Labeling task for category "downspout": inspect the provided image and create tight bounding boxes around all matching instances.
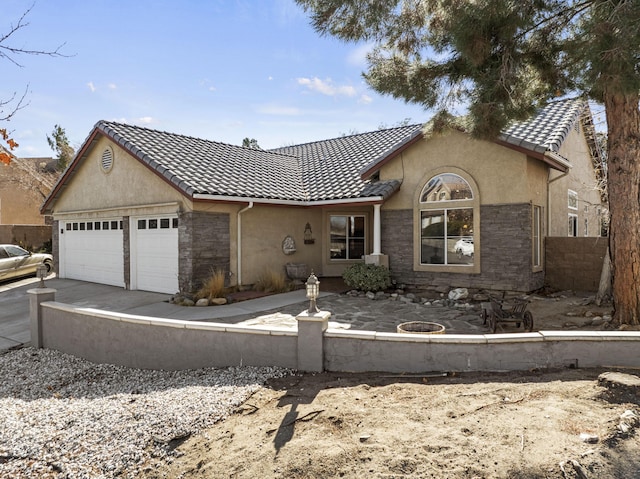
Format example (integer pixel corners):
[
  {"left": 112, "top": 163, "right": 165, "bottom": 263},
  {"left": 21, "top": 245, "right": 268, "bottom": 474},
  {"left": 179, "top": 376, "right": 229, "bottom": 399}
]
[
  {"left": 547, "top": 169, "right": 570, "bottom": 235},
  {"left": 237, "top": 201, "right": 253, "bottom": 285}
]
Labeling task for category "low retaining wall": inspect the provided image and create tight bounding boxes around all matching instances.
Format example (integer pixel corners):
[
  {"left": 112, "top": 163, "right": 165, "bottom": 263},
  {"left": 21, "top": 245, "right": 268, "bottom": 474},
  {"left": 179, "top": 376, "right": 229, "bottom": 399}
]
[{"left": 29, "top": 289, "right": 640, "bottom": 373}]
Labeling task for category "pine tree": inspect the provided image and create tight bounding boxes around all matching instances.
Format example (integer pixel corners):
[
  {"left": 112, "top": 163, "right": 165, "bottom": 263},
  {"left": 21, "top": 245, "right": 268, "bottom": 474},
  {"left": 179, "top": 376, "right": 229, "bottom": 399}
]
[{"left": 297, "top": 0, "right": 640, "bottom": 325}]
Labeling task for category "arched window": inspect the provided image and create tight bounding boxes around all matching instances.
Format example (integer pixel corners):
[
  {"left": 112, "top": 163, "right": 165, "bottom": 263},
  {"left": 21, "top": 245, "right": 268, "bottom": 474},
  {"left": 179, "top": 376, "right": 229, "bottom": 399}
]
[{"left": 419, "top": 173, "right": 475, "bottom": 266}]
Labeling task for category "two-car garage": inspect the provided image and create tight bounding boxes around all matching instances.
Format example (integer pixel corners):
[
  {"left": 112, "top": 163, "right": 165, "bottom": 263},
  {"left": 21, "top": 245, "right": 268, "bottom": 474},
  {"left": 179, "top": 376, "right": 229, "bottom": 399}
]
[{"left": 58, "top": 215, "right": 179, "bottom": 294}]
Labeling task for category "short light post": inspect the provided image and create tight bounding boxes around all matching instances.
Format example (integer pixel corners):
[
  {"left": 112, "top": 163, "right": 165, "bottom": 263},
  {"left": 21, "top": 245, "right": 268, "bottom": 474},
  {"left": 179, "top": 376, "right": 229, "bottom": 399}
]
[
  {"left": 36, "top": 264, "right": 48, "bottom": 288},
  {"left": 305, "top": 272, "right": 320, "bottom": 314}
]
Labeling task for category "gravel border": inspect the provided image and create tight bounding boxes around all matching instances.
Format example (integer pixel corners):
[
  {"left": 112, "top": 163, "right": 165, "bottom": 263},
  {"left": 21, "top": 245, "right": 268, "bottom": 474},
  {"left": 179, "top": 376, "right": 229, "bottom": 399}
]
[{"left": 0, "top": 347, "right": 290, "bottom": 478}]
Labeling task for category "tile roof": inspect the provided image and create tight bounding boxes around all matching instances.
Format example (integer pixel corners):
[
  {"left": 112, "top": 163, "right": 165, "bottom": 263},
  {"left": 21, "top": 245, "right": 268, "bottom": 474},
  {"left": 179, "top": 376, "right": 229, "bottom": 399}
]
[
  {"left": 271, "top": 124, "right": 422, "bottom": 201},
  {"left": 46, "top": 98, "right": 587, "bottom": 209},
  {"left": 96, "top": 121, "right": 306, "bottom": 200},
  {"left": 92, "top": 121, "right": 422, "bottom": 203},
  {"left": 499, "top": 98, "right": 586, "bottom": 155}
]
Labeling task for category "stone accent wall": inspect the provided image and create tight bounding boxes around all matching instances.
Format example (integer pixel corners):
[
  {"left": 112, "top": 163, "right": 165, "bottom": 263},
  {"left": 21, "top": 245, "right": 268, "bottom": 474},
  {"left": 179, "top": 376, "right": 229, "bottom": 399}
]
[
  {"left": 178, "top": 211, "right": 230, "bottom": 293},
  {"left": 381, "top": 204, "right": 543, "bottom": 292},
  {"left": 545, "top": 237, "right": 607, "bottom": 292}
]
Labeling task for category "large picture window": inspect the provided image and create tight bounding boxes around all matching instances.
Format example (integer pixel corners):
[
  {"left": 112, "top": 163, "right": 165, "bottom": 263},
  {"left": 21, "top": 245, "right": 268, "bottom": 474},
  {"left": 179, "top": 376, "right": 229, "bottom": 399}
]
[
  {"left": 329, "top": 215, "right": 365, "bottom": 260},
  {"left": 419, "top": 173, "right": 475, "bottom": 266}
]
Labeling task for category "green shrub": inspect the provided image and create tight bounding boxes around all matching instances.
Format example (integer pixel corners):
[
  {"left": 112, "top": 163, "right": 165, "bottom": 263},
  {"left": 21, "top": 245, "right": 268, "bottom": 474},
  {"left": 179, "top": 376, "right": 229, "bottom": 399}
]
[{"left": 342, "top": 263, "right": 392, "bottom": 292}]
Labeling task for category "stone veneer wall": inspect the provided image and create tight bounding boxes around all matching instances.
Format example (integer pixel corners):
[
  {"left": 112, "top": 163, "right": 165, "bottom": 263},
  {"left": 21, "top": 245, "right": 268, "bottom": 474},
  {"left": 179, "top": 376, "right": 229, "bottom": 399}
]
[
  {"left": 381, "top": 203, "right": 543, "bottom": 292},
  {"left": 178, "top": 211, "right": 230, "bottom": 293}
]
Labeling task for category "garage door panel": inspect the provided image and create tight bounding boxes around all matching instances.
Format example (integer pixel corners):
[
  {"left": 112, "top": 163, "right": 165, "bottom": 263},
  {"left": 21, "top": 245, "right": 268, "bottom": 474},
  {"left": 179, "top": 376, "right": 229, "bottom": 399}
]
[
  {"left": 61, "top": 220, "right": 124, "bottom": 287},
  {"left": 133, "top": 217, "right": 179, "bottom": 294}
]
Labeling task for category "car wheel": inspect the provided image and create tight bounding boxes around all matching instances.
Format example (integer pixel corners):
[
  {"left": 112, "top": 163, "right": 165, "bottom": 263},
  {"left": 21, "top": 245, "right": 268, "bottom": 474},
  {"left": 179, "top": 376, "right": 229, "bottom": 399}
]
[{"left": 43, "top": 261, "right": 53, "bottom": 274}]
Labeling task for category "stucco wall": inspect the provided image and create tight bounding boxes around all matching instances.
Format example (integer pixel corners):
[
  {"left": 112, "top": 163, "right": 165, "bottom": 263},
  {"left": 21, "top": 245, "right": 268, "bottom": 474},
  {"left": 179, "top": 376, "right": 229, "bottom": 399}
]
[
  {"left": 30, "top": 293, "right": 640, "bottom": 373},
  {"left": 548, "top": 125, "right": 604, "bottom": 237},
  {"left": 380, "top": 130, "right": 540, "bottom": 210},
  {"left": 52, "top": 136, "right": 187, "bottom": 214}
]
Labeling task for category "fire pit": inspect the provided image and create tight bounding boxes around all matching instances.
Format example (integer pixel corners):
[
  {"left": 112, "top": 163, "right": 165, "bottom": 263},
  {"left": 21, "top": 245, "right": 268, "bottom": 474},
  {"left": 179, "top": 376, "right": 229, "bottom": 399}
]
[{"left": 397, "top": 321, "right": 445, "bottom": 334}]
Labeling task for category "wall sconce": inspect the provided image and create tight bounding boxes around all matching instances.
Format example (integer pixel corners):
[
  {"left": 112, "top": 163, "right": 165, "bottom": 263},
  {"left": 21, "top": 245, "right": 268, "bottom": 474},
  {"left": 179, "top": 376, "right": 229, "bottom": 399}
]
[
  {"left": 305, "top": 271, "right": 320, "bottom": 314},
  {"left": 304, "top": 222, "right": 315, "bottom": 244}
]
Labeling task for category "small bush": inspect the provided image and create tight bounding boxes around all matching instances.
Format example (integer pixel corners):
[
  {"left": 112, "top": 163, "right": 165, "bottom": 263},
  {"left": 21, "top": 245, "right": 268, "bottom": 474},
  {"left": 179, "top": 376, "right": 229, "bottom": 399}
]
[
  {"left": 195, "top": 269, "right": 227, "bottom": 301},
  {"left": 254, "top": 269, "right": 291, "bottom": 293},
  {"left": 342, "top": 263, "right": 392, "bottom": 292}
]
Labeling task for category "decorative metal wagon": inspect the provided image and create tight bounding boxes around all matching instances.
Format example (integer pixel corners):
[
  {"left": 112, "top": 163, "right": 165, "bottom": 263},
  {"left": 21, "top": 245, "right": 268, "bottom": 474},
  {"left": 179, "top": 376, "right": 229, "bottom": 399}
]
[{"left": 481, "top": 293, "right": 534, "bottom": 333}]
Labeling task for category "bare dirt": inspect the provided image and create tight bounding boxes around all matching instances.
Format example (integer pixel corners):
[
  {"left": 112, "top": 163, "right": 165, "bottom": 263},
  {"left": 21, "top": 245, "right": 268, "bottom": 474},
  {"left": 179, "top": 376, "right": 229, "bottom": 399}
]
[{"left": 139, "top": 294, "right": 640, "bottom": 479}]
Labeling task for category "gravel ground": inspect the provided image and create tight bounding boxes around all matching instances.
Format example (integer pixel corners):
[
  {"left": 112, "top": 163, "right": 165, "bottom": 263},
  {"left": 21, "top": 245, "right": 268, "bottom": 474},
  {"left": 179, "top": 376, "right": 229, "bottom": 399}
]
[{"left": 0, "top": 347, "right": 290, "bottom": 478}]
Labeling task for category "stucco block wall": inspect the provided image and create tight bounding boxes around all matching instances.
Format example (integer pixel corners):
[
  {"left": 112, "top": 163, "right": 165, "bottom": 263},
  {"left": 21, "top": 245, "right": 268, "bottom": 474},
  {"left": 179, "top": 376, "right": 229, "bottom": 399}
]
[
  {"left": 0, "top": 224, "right": 52, "bottom": 251},
  {"left": 381, "top": 204, "right": 543, "bottom": 292},
  {"left": 179, "top": 211, "right": 230, "bottom": 293},
  {"left": 545, "top": 237, "right": 607, "bottom": 292}
]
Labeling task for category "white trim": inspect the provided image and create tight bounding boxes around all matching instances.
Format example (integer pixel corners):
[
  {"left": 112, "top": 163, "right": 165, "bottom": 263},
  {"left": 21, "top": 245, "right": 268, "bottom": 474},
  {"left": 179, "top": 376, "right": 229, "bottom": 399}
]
[{"left": 53, "top": 202, "right": 180, "bottom": 218}]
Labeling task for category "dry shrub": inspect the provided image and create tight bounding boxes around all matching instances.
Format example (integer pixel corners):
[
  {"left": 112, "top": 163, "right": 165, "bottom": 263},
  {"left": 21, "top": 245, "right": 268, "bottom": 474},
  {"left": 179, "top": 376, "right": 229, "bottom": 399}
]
[
  {"left": 254, "top": 268, "right": 291, "bottom": 293},
  {"left": 195, "top": 269, "right": 227, "bottom": 301}
]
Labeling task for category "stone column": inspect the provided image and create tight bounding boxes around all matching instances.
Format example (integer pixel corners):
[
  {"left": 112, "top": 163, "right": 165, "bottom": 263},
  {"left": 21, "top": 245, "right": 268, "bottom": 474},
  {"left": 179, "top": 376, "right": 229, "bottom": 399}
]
[
  {"left": 296, "top": 310, "right": 330, "bottom": 372},
  {"left": 28, "top": 288, "right": 56, "bottom": 348}
]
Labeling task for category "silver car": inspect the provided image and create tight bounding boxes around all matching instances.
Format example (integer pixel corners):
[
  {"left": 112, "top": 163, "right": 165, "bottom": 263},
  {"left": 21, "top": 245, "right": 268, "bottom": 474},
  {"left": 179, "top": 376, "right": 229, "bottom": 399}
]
[{"left": 0, "top": 244, "right": 53, "bottom": 281}]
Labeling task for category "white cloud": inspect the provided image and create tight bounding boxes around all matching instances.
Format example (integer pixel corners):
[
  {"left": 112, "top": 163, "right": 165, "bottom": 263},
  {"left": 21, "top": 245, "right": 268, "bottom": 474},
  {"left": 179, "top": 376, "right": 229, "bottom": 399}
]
[
  {"left": 137, "top": 117, "right": 155, "bottom": 125},
  {"left": 87, "top": 82, "right": 96, "bottom": 92},
  {"left": 296, "top": 77, "right": 357, "bottom": 97},
  {"left": 359, "top": 94, "right": 373, "bottom": 105},
  {"left": 108, "top": 83, "right": 117, "bottom": 90}
]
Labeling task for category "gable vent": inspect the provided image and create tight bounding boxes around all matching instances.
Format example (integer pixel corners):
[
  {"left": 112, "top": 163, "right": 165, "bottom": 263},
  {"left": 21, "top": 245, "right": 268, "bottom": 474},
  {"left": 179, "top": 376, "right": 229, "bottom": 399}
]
[{"left": 101, "top": 147, "right": 114, "bottom": 173}]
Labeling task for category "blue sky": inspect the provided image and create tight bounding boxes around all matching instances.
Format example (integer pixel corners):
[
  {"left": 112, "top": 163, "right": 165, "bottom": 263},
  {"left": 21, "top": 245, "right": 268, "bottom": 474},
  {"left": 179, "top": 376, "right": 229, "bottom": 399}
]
[{"left": 2, "top": 0, "right": 429, "bottom": 158}]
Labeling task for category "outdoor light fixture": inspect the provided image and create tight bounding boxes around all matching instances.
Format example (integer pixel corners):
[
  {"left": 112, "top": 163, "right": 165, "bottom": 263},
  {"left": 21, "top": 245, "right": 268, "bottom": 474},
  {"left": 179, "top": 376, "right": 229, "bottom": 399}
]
[
  {"left": 305, "top": 271, "right": 320, "bottom": 314},
  {"left": 304, "top": 222, "right": 315, "bottom": 244},
  {"left": 36, "top": 264, "right": 47, "bottom": 288}
]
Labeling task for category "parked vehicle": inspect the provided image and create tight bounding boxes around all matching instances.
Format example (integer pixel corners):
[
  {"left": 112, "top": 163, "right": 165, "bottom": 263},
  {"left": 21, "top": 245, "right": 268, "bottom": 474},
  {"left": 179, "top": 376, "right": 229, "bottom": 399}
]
[
  {"left": 454, "top": 237, "right": 474, "bottom": 258},
  {"left": 0, "top": 245, "right": 53, "bottom": 281}
]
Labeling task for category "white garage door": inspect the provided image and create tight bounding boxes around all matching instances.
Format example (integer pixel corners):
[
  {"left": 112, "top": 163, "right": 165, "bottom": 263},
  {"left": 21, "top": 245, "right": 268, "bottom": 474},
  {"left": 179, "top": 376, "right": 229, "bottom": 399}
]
[
  {"left": 60, "top": 219, "right": 125, "bottom": 287},
  {"left": 131, "top": 216, "right": 179, "bottom": 294}
]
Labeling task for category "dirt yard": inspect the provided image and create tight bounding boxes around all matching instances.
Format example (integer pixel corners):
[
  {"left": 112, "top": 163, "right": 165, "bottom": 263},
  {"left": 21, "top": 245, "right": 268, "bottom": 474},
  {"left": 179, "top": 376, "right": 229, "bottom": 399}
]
[
  {"left": 140, "top": 368, "right": 640, "bottom": 479},
  {"left": 139, "top": 294, "right": 640, "bottom": 479}
]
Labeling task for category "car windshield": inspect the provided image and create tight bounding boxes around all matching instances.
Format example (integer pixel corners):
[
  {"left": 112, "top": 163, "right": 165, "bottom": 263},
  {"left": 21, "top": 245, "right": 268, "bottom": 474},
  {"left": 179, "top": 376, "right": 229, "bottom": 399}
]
[{"left": 5, "top": 246, "right": 29, "bottom": 257}]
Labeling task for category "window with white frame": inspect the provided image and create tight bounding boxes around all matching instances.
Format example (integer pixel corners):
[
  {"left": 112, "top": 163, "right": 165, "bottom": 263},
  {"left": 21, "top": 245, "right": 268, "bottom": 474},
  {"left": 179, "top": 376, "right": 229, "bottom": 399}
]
[
  {"left": 568, "top": 214, "right": 578, "bottom": 237},
  {"left": 419, "top": 173, "right": 474, "bottom": 265},
  {"left": 533, "top": 205, "right": 542, "bottom": 268},
  {"left": 568, "top": 190, "right": 578, "bottom": 210},
  {"left": 329, "top": 215, "right": 365, "bottom": 260}
]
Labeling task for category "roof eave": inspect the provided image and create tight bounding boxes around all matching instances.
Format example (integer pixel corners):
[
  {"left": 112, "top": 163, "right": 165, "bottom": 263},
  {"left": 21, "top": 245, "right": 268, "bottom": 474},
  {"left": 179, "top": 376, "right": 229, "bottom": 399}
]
[
  {"left": 494, "top": 138, "right": 571, "bottom": 172},
  {"left": 192, "top": 193, "right": 388, "bottom": 207},
  {"left": 359, "top": 128, "right": 424, "bottom": 180}
]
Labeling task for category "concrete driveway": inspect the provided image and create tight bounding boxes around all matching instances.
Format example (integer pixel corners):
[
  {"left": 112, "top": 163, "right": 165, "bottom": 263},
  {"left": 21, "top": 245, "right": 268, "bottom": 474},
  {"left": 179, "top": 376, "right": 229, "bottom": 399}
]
[{"left": 0, "top": 276, "right": 324, "bottom": 352}]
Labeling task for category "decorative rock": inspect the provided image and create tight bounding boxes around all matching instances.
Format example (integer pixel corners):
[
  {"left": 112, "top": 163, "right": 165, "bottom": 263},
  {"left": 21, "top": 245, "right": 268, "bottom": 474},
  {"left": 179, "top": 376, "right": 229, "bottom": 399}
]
[
  {"left": 579, "top": 433, "right": 599, "bottom": 443},
  {"left": 182, "top": 298, "right": 195, "bottom": 307},
  {"left": 448, "top": 288, "right": 469, "bottom": 300},
  {"left": 365, "top": 291, "right": 376, "bottom": 300},
  {"left": 210, "top": 298, "right": 228, "bottom": 306},
  {"left": 195, "top": 298, "right": 209, "bottom": 307}
]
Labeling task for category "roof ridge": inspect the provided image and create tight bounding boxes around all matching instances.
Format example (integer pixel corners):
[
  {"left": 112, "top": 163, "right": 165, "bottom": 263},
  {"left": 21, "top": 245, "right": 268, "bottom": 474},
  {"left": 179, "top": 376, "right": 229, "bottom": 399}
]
[
  {"left": 97, "top": 120, "right": 300, "bottom": 159},
  {"left": 270, "top": 123, "right": 424, "bottom": 151}
]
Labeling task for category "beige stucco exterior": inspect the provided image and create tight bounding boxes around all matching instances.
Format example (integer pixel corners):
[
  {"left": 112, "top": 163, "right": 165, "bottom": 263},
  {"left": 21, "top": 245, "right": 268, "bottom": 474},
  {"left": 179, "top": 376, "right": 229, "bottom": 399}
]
[
  {"left": 548, "top": 123, "right": 604, "bottom": 237},
  {"left": 46, "top": 118, "right": 604, "bottom": 294}
]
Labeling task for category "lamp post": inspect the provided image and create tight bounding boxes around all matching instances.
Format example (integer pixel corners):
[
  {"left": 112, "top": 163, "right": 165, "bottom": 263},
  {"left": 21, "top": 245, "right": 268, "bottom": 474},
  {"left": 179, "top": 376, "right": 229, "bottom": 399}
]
[
  {"left": 305, "top": 271, "right": 320, "bottom": 314},
  {"left": 36, "top": 264, "right": 48, "bottom": 288}
]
